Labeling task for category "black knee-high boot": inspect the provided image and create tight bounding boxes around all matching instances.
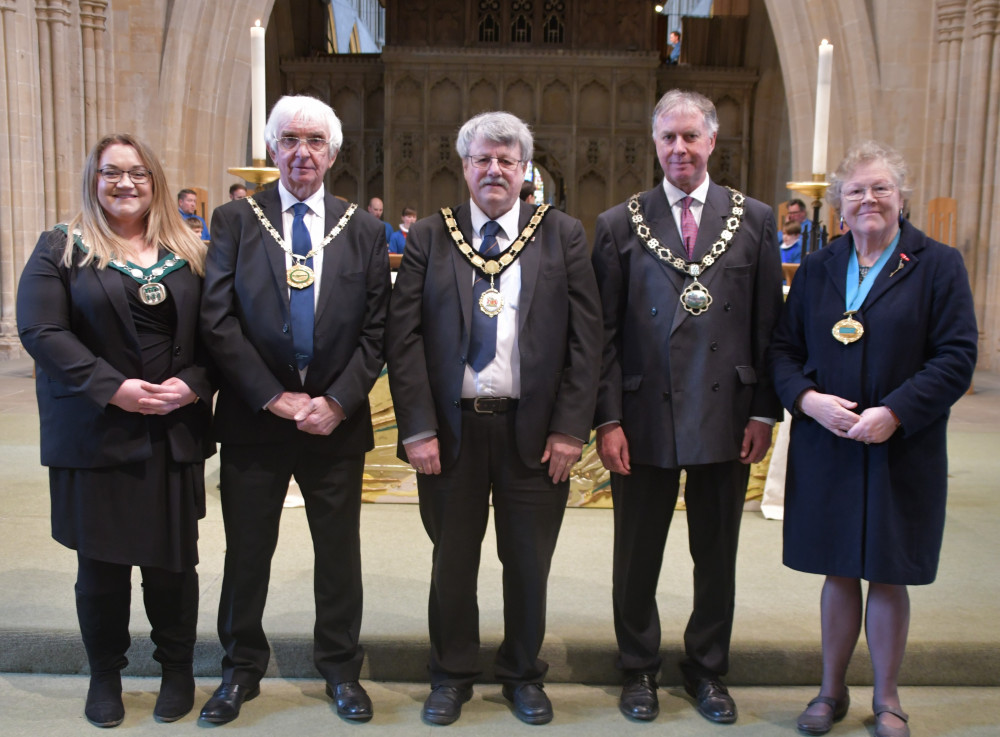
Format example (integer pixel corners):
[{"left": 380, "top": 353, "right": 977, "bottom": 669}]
[
  {"left": 76, "top": 587, "right": 131, "bottom": 728},
  {"left": 143, "top": 571, "right": 198, "bottom": 722}
]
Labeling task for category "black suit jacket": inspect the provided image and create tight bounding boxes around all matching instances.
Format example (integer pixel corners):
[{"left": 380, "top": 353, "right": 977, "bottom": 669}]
[
  {"left": 17, "top": 229, "right": 214, "bottom": 468},
  {"left": 385, "top": 200, "right": 602, "bottom": 471},
  {"left": 592, "top": 181, "right": 784, "bottom": 468},
  {"left": 201, "top": 188, "right": 390, "bottom": 453}
]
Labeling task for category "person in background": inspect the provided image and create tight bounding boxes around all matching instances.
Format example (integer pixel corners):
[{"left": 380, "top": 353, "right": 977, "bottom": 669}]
[
  {"left": 770, "top": 141, "right": 977, "bottom": 737},
  {"left": 388, "top": 207, "right": 417, "bottom": 253},
  {"left": 17, "top": 133, "right": 213, "bottom": 728},
  {"left": 781, "top": 220, "right": 802, "bottom": 264},
  {"left": 367, "top": 196, "right": 394, "bottom": 243},
  {"left": 519, "top": 180, "right": 536, "bottom": 204},
  {"left": 667, "top": 31, "right": 682, "bottom": 64},
  {"left": 229, "top": 183, "right": 248, "bottom": 200},
  {"left": 177, "top": 188, "right": 209, "bottom": 239}
]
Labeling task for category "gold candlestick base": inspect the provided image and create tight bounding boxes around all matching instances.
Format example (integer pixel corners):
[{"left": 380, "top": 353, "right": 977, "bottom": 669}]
[
  {"left": 786, "top": 173, "right": 830, "bottom": 204},
  {"left": 227, "top": 158, "right": 280, "bottom": 186}
]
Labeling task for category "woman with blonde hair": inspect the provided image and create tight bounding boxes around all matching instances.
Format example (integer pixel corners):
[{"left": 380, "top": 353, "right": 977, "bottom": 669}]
[{"left": 17, "top": 133, "right": 214, "bottom": 727}]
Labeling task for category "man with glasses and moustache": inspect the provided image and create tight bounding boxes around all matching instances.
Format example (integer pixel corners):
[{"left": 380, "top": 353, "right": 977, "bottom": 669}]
[
  {"left": 386, "top": 111, "right": 601, "bottom": 726},
  {"left": 200, "top": 95, "right": 390, "bottom": 725}
]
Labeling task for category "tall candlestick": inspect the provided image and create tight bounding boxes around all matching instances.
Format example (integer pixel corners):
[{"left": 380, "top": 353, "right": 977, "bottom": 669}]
[
  {"left": 812, "top": 39, "right": 833, "bottom": 176},
  {"left": 250, "top": 20, "right": 266, "bottom": 163}
]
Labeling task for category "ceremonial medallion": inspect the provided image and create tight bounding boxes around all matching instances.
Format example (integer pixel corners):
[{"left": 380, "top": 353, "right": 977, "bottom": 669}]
[
  {"left": 287, "top": 263, "right": 316, "bottom": 289},
  {"left": 479, "top": 286, "right": 503, "bottom": 317},
  {"left": 832, "top": 311, "right": 864, "bottom": 345},
  {"left": 139, "top": 282, "right": 167, "bottom": 305},
  {"left": 680, "top": 280, "right": 712, "bottom": 315}
]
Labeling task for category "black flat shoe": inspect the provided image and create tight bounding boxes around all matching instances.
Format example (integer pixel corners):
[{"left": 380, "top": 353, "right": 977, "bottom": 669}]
[
  {"left": 153, "top": 666, "right": 195, "bottom": 723},
  {"left": 796, "top": 689, "right": 850, "bottom": 735},
  {"left": 502, "top": 683, "right": 553, "bottom": 725},
  {"left": 199, "top": 682, "right": 260, "bottom": 724},
  {"left": 326, "top": 680, "right": 373, "bottom": 722},
  {"left": 684, "top": 676, "right": 737, "bottom": 724},
  {"left": 421, "top": 685, "right": 473, "bottom": 725},
  {"left": 85, "top": 672, "right": 124, "bottom": 728},
  {"left": 619, "top": 673, "right": 659, "bottom": 721}
]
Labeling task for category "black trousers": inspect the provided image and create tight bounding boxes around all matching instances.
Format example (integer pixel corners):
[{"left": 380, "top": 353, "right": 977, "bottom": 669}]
[
  {"left": 216, "top": 442, "right": 365, "bottom": 686},
  {"left": 611, "top": 461, "right": 749, "bottom": 681},
  {"left": 417, "top": 409, "right": 569, "bottom": 688}
]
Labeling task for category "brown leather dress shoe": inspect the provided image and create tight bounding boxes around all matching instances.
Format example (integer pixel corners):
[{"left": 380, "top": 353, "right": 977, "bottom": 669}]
[
  {"left": 326, "top": 680, "right": 373, "bottom": 722},
  {"left": 619, "top": 673, "right": 659, "bottom": 721},
  {"left": 796, "top": 689, "right": 850, "bottom": 735}
]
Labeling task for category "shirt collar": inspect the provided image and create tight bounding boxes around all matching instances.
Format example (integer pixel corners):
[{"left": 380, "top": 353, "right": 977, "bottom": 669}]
[
  {"left": 278, "top": 181, "right": 326, "bottom": 216},
  {"left": 469, "top": 199, "right": 521, "bottom": 241},
  {"left": 662, "top": 176, "right": 710, "bottom": 208}
]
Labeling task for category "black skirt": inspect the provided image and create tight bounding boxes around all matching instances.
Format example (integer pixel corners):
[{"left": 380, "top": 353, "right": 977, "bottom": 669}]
[{"left": 49, "top": 270, "right": 205, "bottom": 572}]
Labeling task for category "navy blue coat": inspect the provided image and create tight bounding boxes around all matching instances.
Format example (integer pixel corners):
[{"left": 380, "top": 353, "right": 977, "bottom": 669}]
[{"left": 770, "top": 222, "right": 977, "bottom": 584}]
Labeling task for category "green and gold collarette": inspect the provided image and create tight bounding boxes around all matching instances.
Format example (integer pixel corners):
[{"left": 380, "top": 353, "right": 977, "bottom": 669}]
[
  {"left": 55, "top": 223, "right": 186, "bottom": 306},
  {"left": 246, "top": 196, "right": 357, "bottom": 288},
  {"left": 626, "top": 187, "right": 746, "bottom": 316},
  {"left": 440, "top": 203, "right": 550, "bottom": 276}
]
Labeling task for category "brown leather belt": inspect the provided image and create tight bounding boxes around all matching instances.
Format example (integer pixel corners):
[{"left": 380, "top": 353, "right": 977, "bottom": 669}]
[{"left": 460, "top": 397, "right": 519, "bottom": 414}]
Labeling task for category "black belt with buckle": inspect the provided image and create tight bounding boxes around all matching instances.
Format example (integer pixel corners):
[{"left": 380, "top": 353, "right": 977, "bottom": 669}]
[{"left": 460, "top": 397, "right": 519, "bottom": 414}]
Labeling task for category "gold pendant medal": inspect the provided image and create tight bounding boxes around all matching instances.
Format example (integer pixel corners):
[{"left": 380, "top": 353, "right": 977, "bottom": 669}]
[
  {"left": 139, "top": 282, "right": 167, "bottom": 305},
  {"left": 679, "top": 264, "right": 712, "bottom": 315},
  {"left": 287, "top": 263, "right": 315, "bottom": 289},
  {"left": 479, "top": 275, "right": 503, "bottom": 317},
  {"left": 832, "top": 311, "right": 864, "bottom": 344}
]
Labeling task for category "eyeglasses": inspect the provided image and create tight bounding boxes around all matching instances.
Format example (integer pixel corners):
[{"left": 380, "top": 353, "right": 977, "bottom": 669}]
[
  {"left": 842, "top": 183, "right": 895, "bottom": 201},
  {"left": 276, "top": 136, "right": 331, "bottom": 153},
  {"left": 465, "top": 155, "right": 524, "bottom": 172},
  {"left": 99, "top": 167, "right": 151, "bottom": 184}
]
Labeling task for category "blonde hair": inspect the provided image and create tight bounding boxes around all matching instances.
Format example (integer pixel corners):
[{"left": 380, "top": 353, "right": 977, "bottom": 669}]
[{"left": 63, "top": 133, "right": 207, "bottom": 275}]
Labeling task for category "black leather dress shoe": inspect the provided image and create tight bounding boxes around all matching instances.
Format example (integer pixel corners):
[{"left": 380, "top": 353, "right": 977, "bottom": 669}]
[
  {"left": 325, "top": 681, "right": 373, "bottom": 722},
  {"left": 421, "top": 685, "right": 473, "bottom": 725},
  {"left": 502, "top": 683, "right": 553, "bottom": 725},
  {"left": 619, "top": 673, "right": 659, "bottom": 721},
  {"left": 199, "top": 682, "right": 260, "bottom": 724},
  {"left": 685, "top": 677, "right": 737, "bottom": 724}
]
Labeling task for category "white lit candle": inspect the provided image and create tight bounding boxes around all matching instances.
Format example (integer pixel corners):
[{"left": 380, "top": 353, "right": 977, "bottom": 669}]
[
  {"left": 812, "top": 39, "right": 833, "bottom": 176},
  {"left": 250, "top": 20, "right": 266, "bottom": 162}
]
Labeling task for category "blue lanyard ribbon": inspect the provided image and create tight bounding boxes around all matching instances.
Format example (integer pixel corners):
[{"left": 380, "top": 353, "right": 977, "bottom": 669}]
[{"left": 845, "top": 231, "right": 900, "bottom": 312}]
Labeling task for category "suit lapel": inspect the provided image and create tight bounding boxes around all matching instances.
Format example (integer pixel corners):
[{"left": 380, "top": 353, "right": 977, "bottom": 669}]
[
  {"left": 640, "top": 186, "right": 687, "bottom": 291},
  {"left": 95, "top": 263, "right": 142, "bottom": 359},
  {"left": 856, "top": 223, "right": 923, "bottom": 312},
  {"left": 823, "top": 237, "right": 851, "bottom": 306},
  {"left": 515, "top": 202, "right": 539, "bottom": 331},
  {"left": 314, "top": 195, "right": 348, "bottom": 325},
  {"left": 451, "top": 204, "right": 475, "bottom": 339},
  {"left": 258, "top": 189, "right": 290, "bottom": 298}
]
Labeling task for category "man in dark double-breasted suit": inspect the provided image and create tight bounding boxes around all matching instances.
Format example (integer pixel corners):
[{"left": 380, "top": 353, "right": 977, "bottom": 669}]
[
  {"left": 592, "top": 90, "right": 784, "bottom": 725},
  {"left": 199, "top": 95, "right": 390, "bottom": 725},
  {"left": 386, "top": 112, "right": 601, "bottom": 726}
]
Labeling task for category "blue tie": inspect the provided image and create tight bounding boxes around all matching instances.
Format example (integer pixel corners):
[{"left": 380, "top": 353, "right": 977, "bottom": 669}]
[
  {"left": 290, "top": 202, "right": 314, "bottom": 370},
  {"left": 468, "top": 220, "right": 502, "bottom": 372}
]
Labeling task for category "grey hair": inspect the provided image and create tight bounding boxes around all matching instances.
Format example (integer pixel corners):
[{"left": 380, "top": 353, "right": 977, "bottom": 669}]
[
  {"left": 826, "top": 140, "right": 912, "bottom": 211},
  {"left": 651, "top": 89, "right": 719, "bottom": 139},
  {"left": 264, "top": 95, "right": 343, "bottom": 157},
  {"left": 455, "top": 112, "right": 533, "bottom": 163}
]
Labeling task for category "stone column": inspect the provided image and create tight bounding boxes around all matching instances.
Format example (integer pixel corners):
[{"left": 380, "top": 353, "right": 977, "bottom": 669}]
[
  {"left": 35, "top": 0, "right": 76, "bottom": 224},
  {"left": 80, "top": 0, "right": 110, "bottom": 144},
  {"left": 931, "top": 0, "right": 967, "bottom": 196}
]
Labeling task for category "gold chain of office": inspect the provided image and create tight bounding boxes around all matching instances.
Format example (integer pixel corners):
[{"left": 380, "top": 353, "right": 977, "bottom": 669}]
[
  {"left": 440, "top": 204, "right": 550, "bottom": 277},
  {"left": 626, "top": 188, "right": 746, "bottom": 315}
]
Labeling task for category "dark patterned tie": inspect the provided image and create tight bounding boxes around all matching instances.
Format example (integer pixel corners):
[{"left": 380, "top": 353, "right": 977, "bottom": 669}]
[
  {"left": 290, "top": 202, "right": 314, "bottom": 370},
  {"left": 680, "top": 196, "right": 698, "bottom": 259},
  {"left": 468, "top": 220, "right": 502, "bottom": 372}
]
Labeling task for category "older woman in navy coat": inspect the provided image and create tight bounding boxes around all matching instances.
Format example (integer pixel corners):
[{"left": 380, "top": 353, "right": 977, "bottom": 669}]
[{"left": 770, "top": 141, "right": 976, "bottom": 737}]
